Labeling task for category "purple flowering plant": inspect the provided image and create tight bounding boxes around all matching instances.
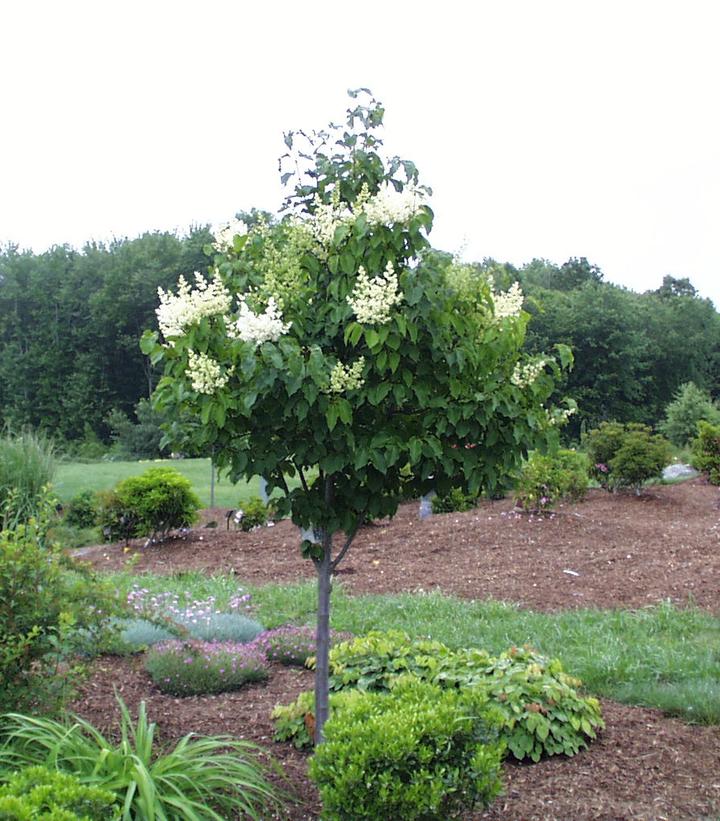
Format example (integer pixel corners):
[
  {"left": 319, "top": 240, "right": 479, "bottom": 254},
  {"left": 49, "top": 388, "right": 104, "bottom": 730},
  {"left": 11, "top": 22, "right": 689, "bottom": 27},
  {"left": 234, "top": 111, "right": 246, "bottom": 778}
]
[{"left": 145, "top": 639, "right": 269, "bottom": 696}]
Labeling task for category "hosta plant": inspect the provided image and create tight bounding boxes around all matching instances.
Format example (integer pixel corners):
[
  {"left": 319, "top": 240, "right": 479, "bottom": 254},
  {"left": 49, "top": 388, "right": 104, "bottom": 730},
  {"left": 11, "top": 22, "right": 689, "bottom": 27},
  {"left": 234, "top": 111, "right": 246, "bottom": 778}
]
[
  {"left": 291, "top": 630, "right": 604, "bottom": 761},
  {"left": 0, "top": 695, "right": 282, "bottom": 820}
]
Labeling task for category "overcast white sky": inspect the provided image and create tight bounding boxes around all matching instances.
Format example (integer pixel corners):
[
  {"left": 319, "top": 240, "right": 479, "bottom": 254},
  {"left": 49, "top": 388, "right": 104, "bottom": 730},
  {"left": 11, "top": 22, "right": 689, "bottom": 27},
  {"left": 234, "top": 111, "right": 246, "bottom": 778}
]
[{"left": 1, "top": 0, "right": 718, "bottom": 306}]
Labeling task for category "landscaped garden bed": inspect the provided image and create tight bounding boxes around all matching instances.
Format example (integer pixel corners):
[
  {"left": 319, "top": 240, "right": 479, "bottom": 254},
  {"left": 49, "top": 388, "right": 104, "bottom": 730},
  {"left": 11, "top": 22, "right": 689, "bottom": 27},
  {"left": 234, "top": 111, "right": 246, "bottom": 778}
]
[{"left": 68, "top": 478, "right": 720, "bottom": 820}]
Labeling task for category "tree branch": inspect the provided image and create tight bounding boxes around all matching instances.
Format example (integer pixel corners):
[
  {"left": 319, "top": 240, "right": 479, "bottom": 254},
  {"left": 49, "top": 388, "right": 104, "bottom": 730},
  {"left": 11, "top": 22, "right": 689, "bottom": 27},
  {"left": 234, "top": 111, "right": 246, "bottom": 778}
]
[
  {"left": 295, "top": 463, "right": 310, "bottom": 494},
  {"left": 331, "top": 508, "right": 367, "bottom": 571}
]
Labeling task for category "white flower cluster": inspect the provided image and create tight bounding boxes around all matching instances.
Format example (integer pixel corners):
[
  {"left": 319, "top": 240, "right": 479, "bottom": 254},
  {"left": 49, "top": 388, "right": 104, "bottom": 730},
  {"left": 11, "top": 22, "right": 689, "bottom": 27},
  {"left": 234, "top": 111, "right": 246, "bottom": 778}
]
[
  {"left": 327, "top": 357, "right": 365, "bottom": 394},
  {"left": 213, "top": 218, "right": 247, "bottom": 251},
  {"left": 186, "top": 350, "right": 230, "bottom": 395},
  {"left": 549, "top": 406, "right": 577, "bottom": 427},
  {"left": 347, "top": 262, "right": 403, "bottom": 325},
  {"left": 229, "top": 296, "right": 291, "bottom": 346},
  {"left": 493, "top": 281, "right": 524, "bottom": 321},
  {"left": 307, "top": 193, "right": 352, "bottom": 248},
  {"left": 156, "top": 273, "right": 232, "bottom": 341},
  {"left": 360, "top": 182, "right": 426, "bottom": 226},
  {"left": 511, "top": 359, "right": 547, "bottom": 388}
]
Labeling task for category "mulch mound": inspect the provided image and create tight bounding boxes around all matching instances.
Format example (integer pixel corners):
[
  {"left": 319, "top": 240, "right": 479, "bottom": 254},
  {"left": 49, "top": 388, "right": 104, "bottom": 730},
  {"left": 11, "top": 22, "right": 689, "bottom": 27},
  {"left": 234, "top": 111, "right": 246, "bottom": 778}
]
[{"left": 70, "top": 479, "right": 720, "bottom": 820}]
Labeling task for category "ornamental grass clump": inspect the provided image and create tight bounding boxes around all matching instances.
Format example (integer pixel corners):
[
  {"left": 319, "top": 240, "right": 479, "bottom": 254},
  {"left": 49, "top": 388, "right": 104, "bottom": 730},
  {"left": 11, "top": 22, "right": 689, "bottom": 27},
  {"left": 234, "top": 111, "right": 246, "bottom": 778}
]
[
  {"left": 145, "top": 639, "right": 269, "bottom": 696},
  {"left": 0, "top": 695, "right": 282, "bottom": 820}
]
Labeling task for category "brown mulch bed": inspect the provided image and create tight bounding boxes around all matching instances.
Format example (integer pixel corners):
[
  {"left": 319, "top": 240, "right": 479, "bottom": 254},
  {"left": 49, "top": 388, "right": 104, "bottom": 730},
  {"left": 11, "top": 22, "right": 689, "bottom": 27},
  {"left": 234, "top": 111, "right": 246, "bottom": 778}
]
[{"left": 70, "top": 479, "right": 720, "bottom": 820}]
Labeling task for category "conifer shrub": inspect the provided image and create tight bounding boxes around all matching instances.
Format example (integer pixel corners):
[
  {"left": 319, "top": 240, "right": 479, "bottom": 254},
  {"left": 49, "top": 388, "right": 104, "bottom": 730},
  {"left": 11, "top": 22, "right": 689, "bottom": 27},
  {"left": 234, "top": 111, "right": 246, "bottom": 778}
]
[
  {"left": 98, "top": 467, "right": 200, "bottom": 543},
  {"left": 691, "top": 420, "right": 720, "bottom": 484},
  {"left": 659, "top": 382, "right": 720, "bottom": 447},
  {"left": 307, "top": 678, "right": 505, "bottom": 820}
]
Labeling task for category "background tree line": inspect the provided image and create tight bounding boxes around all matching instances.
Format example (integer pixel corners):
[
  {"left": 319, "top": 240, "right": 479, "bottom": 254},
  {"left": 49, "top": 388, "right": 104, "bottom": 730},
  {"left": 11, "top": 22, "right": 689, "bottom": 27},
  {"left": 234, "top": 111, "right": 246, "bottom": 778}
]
[{"left": 1, "top": 232, "right": 718, "bottom": 450}]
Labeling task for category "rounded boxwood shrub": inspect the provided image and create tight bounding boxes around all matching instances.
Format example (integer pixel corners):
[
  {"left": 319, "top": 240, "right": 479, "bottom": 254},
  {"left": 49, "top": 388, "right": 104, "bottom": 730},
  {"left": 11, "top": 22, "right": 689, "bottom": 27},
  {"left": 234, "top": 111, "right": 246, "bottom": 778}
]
[
  {"left": 0, "top": 764, "right": 119, "bottom": 820},
  {"left": 308, "top": 677, "right": 505, "bottom": 820},
  {"left": 585, "top": 421, "right": 670, "bottom": 493},
  {"left": 145, "top": 639, "right": 269, "bottom": 696},
  {"left": 691, "top": 420, "right": 720, "bottom": 484}
]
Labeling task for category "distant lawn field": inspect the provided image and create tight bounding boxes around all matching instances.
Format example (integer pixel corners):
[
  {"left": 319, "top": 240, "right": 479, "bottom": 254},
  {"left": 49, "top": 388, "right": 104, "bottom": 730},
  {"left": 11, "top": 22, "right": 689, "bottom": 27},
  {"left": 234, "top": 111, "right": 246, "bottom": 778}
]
[{"left": 54, "top": 458, "right": 279, "bottom": 508}]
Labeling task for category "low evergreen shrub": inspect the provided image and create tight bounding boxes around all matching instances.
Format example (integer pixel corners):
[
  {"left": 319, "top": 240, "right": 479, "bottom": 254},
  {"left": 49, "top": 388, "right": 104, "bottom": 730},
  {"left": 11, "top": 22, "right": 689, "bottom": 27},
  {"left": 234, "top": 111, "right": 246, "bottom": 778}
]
[
  {"left": 145, "top": 639, "right": 269, "bottom": 696},
  {"left": 308, "top": 678, "right": 505, "bottom": 820},
  {"left": 691, "top": 420, "right": 720, "bottom": 484},
  {"left": 0, "top": 765, "right": 119, "bottom": 820},
  {"left": 515, "top": 449, "right": 589, "bottom": 512}
]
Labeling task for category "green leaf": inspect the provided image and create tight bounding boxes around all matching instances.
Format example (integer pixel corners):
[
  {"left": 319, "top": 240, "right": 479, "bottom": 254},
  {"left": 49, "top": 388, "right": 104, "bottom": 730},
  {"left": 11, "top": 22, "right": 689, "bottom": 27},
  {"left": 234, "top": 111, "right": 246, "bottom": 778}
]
[{"left": 326, "top": 403, "right": 340, "bottom": 431}]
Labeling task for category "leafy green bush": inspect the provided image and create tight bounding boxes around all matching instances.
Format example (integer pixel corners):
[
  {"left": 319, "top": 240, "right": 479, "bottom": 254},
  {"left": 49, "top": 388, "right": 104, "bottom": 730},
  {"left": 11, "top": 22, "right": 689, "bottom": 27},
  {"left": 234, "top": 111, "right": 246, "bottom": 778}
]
[
  {"left": 145, "top": 639, "right": 269, "bottom": 696},
  {"left": 430, "top": 488, "right": 478, "bottom": 514},
  {"left": 292, "top": 630, "right": 603, "bottom": 762},
  {"left": 99, "top": 468, "right": 200, "bottom": 543},
  {"left": 64, "top": 491, "right": 99, "bottom": 529},
  {"left": 0, "top": 765, "right": 119, "bottom": 820},
  {"left": 659, "top": 382, "right": 720, "bottom": 447},
  {"left": 272, "top": 690, "right": 317, "bottom": 749},
  {"left": 308, "top": 677, "right": 505, "bottom": 820},
  {"left": 585, "top": 421, "right": 670, "bottom": 493},
  {"left": 0, "top": 696, "right": 281, "bottom": 820},
  {"left": 0, "top": 429, "right": 56, "bottom": 529},
  {"left": 691, "top": 420, "right": 720, "bottom": 484},
  {"left": 0, "top": 502, "right": 122, "bottom": 712},
  {"left": 515, "top": 449, "right": 589, "bottom": 512},
  {"left": 237, "top": 497, "right": 268, "bottom": 531}
]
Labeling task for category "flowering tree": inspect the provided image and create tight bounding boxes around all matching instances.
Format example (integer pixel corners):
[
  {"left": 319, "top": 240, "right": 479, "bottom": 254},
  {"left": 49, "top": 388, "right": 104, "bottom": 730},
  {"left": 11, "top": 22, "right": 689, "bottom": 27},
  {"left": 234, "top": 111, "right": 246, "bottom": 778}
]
[{"left": 142, "top": 90, "right": 573, "bottom": 741}]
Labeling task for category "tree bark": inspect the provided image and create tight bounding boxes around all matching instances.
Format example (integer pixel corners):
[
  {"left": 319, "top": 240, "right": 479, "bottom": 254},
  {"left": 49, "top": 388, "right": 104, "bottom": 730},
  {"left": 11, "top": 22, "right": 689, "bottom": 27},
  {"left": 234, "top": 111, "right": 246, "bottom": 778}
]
[{"left": 314, "top": 530, "right": 332, "bottom": 744}]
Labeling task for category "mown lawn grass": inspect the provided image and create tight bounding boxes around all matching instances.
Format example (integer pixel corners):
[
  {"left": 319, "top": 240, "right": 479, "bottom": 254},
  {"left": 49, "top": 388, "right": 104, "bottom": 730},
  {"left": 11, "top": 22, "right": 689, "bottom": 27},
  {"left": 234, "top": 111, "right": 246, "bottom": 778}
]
[
  {"left": 55, "top": 458, "right": 285, "bottom": 508},
  {"left": 109, "top": 571, "right": 720, "bottom": 724}
]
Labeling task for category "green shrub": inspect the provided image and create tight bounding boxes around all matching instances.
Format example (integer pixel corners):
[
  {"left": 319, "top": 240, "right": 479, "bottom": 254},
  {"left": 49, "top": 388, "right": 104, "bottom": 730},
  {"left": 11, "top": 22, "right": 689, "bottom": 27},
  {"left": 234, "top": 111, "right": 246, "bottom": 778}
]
[
  {"left": 308, "top": 678, "right": 505, "bottom": 820},
  {"left": 145, "top": 639, "right": 269, "bottom": 696},
  {"left": 0, "top": 696, "right": 281, "bottom": 821},
  {"left": 293, "top": 630, "right": 604, "bottom": 762},
  {"left": 515, "top": 449, "right": 589, "bottom": 512},
  {"left": 659, "top": 382, "right": 720, "bottom": 447},
  {"left": 272, "top": 690, "right": 317, "bottom": 749},
  {"left": 431, "top": 487, "right": 478, "bottom": 514},
  {"left": 0, "top": 502, "right": 123, "bottom": 712},
  {"left": 0, "top": 765, "right": 119, "bottom": 820},
  {"left": 99, "top": 468, "right": 200, "bottom": 543},
  {"left": 691, "top": 420, "right": 720, "bottom": 485},
  {"left": 236, "top": 496, "right": 269, "bottom": 531},
  {"left": 106, "top": 399, "right": 168, "bottom": 461},
  {"left": 0, "top": 430, "right": 56, "bottom": 529},
  {"left": 585, "top": 421, "right": 670, "bottom": 493},
  {"left": 64, "top": 491, "right": 99, "bottom": 529}
]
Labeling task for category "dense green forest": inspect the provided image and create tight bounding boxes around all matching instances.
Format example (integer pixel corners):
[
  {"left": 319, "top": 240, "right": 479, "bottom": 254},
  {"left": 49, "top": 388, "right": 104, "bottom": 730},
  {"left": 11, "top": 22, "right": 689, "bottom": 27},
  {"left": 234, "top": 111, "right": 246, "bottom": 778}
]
[{"left": 1, "top": 231, "right": 718, "bottom": 447}]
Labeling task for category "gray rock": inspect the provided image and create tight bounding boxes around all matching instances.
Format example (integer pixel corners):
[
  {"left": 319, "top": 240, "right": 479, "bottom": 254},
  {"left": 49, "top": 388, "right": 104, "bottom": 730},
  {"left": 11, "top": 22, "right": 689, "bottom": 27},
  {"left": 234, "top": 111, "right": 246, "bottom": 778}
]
[{"left": 662, "top": 463, "right": 698, "bottom": 480}]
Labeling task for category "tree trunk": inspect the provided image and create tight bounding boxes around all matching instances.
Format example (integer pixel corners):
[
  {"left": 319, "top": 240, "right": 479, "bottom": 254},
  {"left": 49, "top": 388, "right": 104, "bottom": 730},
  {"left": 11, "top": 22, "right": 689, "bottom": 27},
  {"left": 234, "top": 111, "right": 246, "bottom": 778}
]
[{"left": 314, "top": 530, "right": 332, "bottom": 744}]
